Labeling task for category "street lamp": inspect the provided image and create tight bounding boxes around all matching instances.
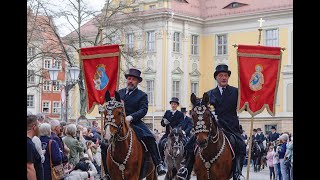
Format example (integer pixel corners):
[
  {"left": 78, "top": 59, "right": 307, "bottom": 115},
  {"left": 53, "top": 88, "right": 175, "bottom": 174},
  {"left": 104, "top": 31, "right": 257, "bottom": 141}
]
[{"left": 48, "top": 66, "right": 80, "bottom": 122}]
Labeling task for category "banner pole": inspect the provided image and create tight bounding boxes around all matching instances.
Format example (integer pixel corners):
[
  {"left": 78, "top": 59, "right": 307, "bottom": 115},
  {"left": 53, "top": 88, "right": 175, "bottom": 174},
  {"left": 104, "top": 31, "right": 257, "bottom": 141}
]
[
  {"left": 246, "top": 114, "right": 254, "bottom": 180},
  {"left": 99, "top": 27, "right": 104, "bottom": 178}
]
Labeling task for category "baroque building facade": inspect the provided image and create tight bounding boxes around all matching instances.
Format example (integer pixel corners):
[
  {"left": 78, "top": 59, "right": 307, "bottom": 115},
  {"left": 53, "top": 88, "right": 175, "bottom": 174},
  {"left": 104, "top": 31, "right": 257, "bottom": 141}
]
[{"left": 67, "top": 0, "right": 293, "bottom": 134}]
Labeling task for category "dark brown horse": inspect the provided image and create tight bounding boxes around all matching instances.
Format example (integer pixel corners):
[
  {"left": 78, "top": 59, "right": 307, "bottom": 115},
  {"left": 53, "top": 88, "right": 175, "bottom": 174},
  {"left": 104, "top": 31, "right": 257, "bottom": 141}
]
[
  {"left": 104, "top": 90, "right": 157, "bottom": 180},
  {"left": 190, "top": 92, "right": 233, "bottom": 180}
]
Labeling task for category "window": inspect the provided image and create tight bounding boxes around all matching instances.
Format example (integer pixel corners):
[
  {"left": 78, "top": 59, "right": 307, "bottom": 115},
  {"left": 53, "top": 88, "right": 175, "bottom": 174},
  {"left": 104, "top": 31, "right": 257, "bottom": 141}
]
[
  {"left": 146, "top": 80, "right": 154, "bottom": 105},
  {"left": 126, "top": 33, "right": 134, "bottom": 53},
  {"left": 132, "top": 7, "right": 139, "bottom": 12},
  {"left": 146, "top": 31, "right": 155, "bottom": 52},
  {"left": 53, "top": 102, "right": 61, "bottom": 114},
  {"left": 231, "top": 2, "right": 240, "bottom": 8},
  {"left": 43, "top": 81, "right": 51, "bottom": 91},
  {"left": 265, "top": 29, "right": 279, "bottom": 47},
  {"left": 42, "top": 101, "right": 50, "bottom": 113},
  {"left": 44, "top": 59, "right": 51, "bottom": 69},
  {"left": 54, "top": 59, "right": 62, "bottom": 69},
  {"left": 53, "top": 81, "right": 60, "bottom": 91},
  {"left": 149, "top": 5, "right": 156, "bottom": 9},
  {"left": 265, "top": 125, "right": 277, "bottom": 135},
  {"left": 191, "top": 35, "right": 199, "bottom": 55},
  {"left": 27, "top": 69, "right": 35, "bottom": 83},
  {"left": 28, "top": 47, "right": 35, "bottom": 56},
  {"left": 216, "top": 34, "right": 227, "bottom": 56},
  {"left": 173, "top": 32, "right": 181, "bottom": 52},
  {"left": 27, "top": 95, "right": 34, "bottom": 107},
  {"left": 191, "top": 82, "right": 199, "bottom": 97},
  {"left": 109, "top": 35, "right": 116, "bottom": 44},
  {"left": 172, "top": 81, "right": 180, "bottom": 99}
]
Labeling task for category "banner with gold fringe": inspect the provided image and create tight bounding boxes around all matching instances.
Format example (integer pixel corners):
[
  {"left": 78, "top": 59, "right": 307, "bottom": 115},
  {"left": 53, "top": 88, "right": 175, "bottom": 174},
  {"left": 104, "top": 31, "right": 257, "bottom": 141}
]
[
  {"left": 80, "top": 44, "right": 120, "bottom": 113},
  {"left": 237, "top": 44, "right": 282, "bottom": 116}
]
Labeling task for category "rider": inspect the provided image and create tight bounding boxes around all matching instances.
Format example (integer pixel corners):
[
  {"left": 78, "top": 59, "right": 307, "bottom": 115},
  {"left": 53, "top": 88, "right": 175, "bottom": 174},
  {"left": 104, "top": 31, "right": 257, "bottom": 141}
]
[
  {"left": 268, "top": 126, "right": 280, "bottom": 143},
  {"left": 158, "top": 97, "right": 184, "bottom": 162},
  {"left": 255, "top": 128, "right": 266, "bottom": 153},
  {"left": 119, "top": 68, "right": 166, "bottom": 176},
  {"left": 177, "top": 64, "right": 246, "bottom": 180},
  {"left": 178, "top": 107, "right": 193, "bottom": 140}
]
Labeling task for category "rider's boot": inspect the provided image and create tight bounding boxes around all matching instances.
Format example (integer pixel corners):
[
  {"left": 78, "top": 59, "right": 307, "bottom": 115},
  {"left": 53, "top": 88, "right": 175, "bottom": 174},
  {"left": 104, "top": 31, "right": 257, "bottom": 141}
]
[
  {"left": 144, "top": 138, "right": 166, "bottom": 176},
  {"left": 177, "top": 150, "right": 195, "bottom": 180},
  {"left": 232, "top": 155, "right": 245, "bottom": 180}
]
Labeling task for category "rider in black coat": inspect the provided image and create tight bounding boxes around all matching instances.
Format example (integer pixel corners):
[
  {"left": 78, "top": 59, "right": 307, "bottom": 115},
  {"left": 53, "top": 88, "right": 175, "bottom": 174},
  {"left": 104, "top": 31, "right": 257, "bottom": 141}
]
[
  {"left": 158, "top": 97, "right": 184, "bottom": 161},
  {"left": 177, "top": 64, "right": 246, "bottom": 180},
  {"left": 178, "top": 108, "right": 193, "bottom": 139},
  {"left": 119, "top": 68, "right": 166, "bottom": 176}
]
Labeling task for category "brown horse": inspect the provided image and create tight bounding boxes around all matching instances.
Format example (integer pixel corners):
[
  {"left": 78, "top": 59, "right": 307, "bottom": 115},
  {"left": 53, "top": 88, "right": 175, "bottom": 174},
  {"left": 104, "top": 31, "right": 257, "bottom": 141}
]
[
  {"left": 104, "top": 90, "right": 157, "bottom": 180},
  {"left": 190, "top": 92, "right": 233, "bottom": 180}
]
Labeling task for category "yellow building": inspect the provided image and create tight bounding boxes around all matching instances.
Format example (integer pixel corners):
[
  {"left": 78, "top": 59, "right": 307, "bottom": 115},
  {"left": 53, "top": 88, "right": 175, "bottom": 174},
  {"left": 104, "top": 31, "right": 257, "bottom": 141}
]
[{"left": 67, "top": 0, "right": 293, "bottom": 135}]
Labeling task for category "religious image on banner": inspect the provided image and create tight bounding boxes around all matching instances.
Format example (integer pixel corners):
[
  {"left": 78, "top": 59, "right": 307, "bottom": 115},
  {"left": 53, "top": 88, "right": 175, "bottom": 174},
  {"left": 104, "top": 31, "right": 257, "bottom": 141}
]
[
  {"left": 237, "top": 44, "right": 282, "bottom": 116},
  {"left": 80, "top": 44, "right": 120, "bottom": 113}
]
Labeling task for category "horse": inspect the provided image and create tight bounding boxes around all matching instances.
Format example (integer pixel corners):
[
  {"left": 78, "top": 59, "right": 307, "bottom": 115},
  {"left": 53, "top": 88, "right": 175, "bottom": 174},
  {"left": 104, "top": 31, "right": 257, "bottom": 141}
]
[
  {"left": 190, "top": 92, "right": 233, "bottom": 180},
  {"left": 251, "top": 140, "right": 263, "bottom": 172},
  {"left": 104, "top": 90, "right": 157, "bottom": 180},
  {"left": 164, "top": 126, "right": 185, "bottom": 180}
]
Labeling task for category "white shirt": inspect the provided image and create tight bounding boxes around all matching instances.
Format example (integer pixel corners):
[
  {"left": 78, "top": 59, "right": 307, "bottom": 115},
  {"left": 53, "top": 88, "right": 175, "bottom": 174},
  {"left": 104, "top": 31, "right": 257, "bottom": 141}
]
[
  {"left": 170, "top": 110, "right": 177, "bottom": 115},
  {"left": 217, "top": 85, "right": 226, "bottom": 95},
  {"left": 126, "top": 87, "right": 137, "bottom": 95},
  {"left": 66, "top": 161, "right": 97, "bottom": 180},
  {"left": 32, "top": 136, "right": 45, "bottom": 163}
]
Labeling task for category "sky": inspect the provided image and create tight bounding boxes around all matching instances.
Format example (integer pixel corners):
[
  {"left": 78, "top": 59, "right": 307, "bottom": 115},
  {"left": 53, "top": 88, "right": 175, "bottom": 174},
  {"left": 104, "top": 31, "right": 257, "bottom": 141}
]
[{"left": 52, "top": 0, "right": 106, "bottom": 37}]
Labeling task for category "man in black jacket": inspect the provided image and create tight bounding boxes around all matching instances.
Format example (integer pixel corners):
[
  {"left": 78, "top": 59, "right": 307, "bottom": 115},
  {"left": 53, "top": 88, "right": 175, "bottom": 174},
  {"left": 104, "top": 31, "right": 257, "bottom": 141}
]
[
  {"left": 158, "top": 97, "right": 184, "bottom": 161},
  {"left": 268, "top": 126, "right": 280, "bottom": 142},
  {"left": 178, "top": 107, "right": 193, "bottom": 140},
  {"left": 118, "top": 68, "right": 166, "bottom": 176},
  {"left": 177, "top": 64, "right": 246, "bottom": 180}
]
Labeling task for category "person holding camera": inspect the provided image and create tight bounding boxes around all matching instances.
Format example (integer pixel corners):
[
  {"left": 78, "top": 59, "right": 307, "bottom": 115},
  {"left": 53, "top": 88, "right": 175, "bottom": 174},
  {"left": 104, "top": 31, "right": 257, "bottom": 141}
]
[{"left": 63, "top": 124, "right": 85, "bottom": 166}]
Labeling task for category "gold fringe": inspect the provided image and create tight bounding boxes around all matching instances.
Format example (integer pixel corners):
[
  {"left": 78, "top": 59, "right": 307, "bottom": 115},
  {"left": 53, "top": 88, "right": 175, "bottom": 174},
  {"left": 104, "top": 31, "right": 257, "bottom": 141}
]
[
  {"left": 81, "top": 52, "right": 120, "bottom": 60},
  {"left": 237, "top": 52, "right": 281, "bottom": 60}
]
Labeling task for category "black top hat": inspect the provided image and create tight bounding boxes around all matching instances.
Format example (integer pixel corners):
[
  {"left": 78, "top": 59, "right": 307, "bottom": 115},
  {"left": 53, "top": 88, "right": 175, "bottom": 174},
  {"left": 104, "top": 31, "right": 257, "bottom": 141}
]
[
  {"left": 169, "top": 97, "right": 179, "bottom": 105},
  {"left": 181, "top": 107, "right": 187, "bottom": 112},
  {"left": 271, "top": 126, "right": 276, "bottom": 130},
  {"left": 214, "top": 64, "right": 231, "bottom": 79},
  {"left": 125, "top": 68, "right": 143, "bottom": 82}
]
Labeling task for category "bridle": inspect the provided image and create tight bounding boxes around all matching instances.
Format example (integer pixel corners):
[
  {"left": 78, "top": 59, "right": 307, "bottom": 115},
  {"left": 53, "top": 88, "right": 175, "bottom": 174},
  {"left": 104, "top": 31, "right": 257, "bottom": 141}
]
[
  {"left": 165, "top": 129, "right": 184, "bottom": 168},
  {"left": 104, "top": 98, "right": 129, "bottom": 142},
  {"left": 192, "top": 102, "right": 227, "bottom": 180},
  {"left": 104, "top": 98, "right": 133, "bottom": 180}
]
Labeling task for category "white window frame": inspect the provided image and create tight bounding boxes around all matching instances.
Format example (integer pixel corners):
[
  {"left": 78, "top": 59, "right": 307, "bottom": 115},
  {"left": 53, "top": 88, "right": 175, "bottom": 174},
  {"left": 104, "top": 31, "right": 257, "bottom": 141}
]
[
  {"left": 28, "top": 47, "right": 35, "bottom": 57},
  {"left": 216, "top": 34, "right": 228, "bottom": 56},
  {"left": 54, "top": 58, "right": 62, "bottom": 69},
  {"left": 173, "top": 32, "right": 181, "bottom": 53},
  {"left": 146, "top": 31, "right": 155, "bottom": 52},
  {"left": 191, "top": 35, "right": 199, "bottom": 55},
  {"left": 172, "top": 80, "right": 180, "bottom": 100},
  {"left": 42, "top": 101, "right": 50, "bottom": 114},
  {"left": 126, "top": 33, "right": 134, "bottom": 53},
  {"left": 27, "top": 95, "right": 34, "bottom": 107},
  {"left": 146, "top": 80, "right": 154, "bottom": 105},
  {"left": 27, "top": 69, "right": 35, "bottom": 83},
  {"left": 53, "top": 81, "right": 60, "bottom": 91},
  {"left": 149, "top": 5, "right": 156, "bottom": 9},
  {"left": 265, "top": 28, "right": 279, "bottom": 47},
  {"left": 52, "top": 101, "right": 61, "bottom": 114},
  {"left": 44, "top": 59, "right": 52, "bottom": 69},
  {"left": 43, "top": 81, "right": 51, "bottom": 91},
  {"left": 191, "top": 82, "right": 199, "bottom": 97}
]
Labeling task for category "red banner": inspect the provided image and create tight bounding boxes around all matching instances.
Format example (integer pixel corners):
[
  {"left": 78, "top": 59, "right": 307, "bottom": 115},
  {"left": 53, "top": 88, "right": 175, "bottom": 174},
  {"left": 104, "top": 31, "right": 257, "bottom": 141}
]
[
  {"left": 237, "top": 45, "right": 282, "bottom": 116},
  {"left": 80, "top": 45, "right": 120, "bottom": 113}
]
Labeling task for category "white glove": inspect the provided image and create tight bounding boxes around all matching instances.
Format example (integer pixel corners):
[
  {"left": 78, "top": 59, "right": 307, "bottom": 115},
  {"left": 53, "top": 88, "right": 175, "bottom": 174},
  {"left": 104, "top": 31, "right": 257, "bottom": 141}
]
[
  {"left": 182, "top": 130, "right": 186, "bottom": 135},
  {"left": 126, "top": 116, "right": 133, "bottom": 122},
  {"left": 163, "top": 118, "right": 170, "bottom": 125}
]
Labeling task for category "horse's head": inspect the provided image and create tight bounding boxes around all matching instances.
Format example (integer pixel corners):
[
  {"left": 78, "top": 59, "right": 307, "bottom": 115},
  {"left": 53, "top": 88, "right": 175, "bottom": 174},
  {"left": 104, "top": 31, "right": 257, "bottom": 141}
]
[
  {"left": 190, "top": 92, "right": 217, "bottom": 148},
  {"left": 167, "top": 126, "right": 184, "bottom": 157},
  {"left": 104, "top": 90, "right": 126, "bottom": 143}
]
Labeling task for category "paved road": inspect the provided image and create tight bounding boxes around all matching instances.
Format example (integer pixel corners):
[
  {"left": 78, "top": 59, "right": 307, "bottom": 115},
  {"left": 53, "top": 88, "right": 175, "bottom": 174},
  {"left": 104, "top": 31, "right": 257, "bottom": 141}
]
[{"left": 157, "top": 165, "right": 270, "bottom": 180}]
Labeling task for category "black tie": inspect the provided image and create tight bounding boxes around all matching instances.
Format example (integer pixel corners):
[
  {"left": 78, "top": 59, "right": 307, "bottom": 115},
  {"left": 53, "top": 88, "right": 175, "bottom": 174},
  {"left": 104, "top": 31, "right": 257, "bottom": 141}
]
[{"left": 222, "top": 87, "right": 226, "bottom": 95}]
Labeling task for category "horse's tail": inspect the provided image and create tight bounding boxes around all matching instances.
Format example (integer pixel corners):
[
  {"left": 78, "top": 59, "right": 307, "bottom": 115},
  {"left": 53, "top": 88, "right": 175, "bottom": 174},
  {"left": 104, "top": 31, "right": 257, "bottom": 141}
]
[{"left": 172, "top": 167, "right": 177, "bottom": 177}]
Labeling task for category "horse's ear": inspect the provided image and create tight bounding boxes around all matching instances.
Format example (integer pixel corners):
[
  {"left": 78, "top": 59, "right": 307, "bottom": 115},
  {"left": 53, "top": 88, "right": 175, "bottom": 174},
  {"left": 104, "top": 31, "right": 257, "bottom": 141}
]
[
  {"left": 190, "top": 93, "right": 197, "bottom": 106},
  {"left": 202, "top": 92, "right": 209, "bottom": 105},
  {"left": 114, "top": 90, "right": 121, "bottom": 102},
  {"left": 105, "top": 90, "right": 111, "bottom": 102}
]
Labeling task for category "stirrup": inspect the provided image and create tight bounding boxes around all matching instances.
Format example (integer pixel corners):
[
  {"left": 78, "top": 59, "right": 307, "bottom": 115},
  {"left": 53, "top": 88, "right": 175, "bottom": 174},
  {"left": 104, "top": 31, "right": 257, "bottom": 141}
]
[{"left": 176, "top": 167, "right": 188, "bottom": 180}]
